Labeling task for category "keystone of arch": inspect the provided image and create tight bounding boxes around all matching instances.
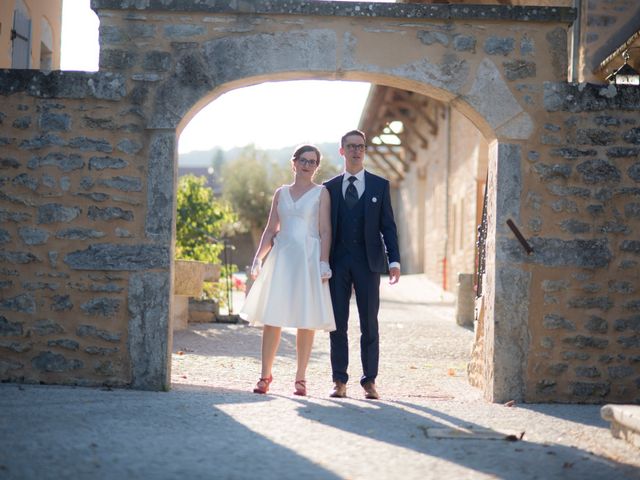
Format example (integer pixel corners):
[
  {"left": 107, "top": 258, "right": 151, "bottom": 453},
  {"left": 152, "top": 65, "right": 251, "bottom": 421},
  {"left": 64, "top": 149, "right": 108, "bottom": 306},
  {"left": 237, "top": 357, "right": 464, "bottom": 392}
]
[{"left": 458, "top": 58, "right": 533, "bottom": 141}]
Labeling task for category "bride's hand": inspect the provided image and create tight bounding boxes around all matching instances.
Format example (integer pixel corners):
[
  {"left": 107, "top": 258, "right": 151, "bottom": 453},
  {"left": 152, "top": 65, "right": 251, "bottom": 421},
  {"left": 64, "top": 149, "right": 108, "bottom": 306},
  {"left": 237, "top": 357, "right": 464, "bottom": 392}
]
[
  {"left": 250, "top": 258, "right": 262, "bottom": 279},
  {"left": 320, "top": 261, "right": 332, "bottom": 282}
]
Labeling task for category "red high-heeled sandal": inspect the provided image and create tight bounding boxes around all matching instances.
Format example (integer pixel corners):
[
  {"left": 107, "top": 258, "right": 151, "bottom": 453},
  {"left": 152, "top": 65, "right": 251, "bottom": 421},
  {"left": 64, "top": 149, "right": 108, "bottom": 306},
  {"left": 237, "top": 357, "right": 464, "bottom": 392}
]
[
  {"left": 294, "top": 379, "right": 307, "bottom": 396},
  {"left": 253, "top": 375, "right": 273, "bottom": 394}
]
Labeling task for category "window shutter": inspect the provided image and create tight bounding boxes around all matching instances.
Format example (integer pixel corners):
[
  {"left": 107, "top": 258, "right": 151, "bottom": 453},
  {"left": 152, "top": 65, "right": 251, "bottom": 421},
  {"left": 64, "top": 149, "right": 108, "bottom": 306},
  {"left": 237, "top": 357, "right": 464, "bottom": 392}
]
[{"left": 11, "top": 8, "right": 31, "bottom": 69}]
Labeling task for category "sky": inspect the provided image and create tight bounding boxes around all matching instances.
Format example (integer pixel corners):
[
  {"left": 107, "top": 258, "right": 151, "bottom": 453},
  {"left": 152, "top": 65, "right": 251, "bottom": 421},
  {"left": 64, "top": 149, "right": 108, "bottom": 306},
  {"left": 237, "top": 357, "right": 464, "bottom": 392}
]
[{"left": 59, "top": 0, "right": 394, "bottom": 154}]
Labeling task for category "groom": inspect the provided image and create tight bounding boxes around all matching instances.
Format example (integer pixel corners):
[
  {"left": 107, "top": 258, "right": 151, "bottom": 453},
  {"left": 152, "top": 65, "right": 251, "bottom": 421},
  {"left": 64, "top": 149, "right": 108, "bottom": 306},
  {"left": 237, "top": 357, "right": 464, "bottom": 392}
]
[{"left": 324, "top": 129, "right": 401, "bottom": 400}]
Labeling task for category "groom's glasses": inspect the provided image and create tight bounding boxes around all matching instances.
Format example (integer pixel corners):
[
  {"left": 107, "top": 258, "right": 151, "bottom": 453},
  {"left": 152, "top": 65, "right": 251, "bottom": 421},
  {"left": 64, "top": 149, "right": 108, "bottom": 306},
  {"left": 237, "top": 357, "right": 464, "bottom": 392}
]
[
  {"left": 345, "top": 144, "right": 366, "bottom": 152},
  {"left": 297, "top": 158, "right": 318, "bottom": 167}
]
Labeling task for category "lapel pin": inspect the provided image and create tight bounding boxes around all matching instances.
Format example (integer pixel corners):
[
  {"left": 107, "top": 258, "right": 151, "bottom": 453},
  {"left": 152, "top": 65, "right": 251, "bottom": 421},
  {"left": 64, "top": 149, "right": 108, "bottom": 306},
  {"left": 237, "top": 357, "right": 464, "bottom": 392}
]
[{"left": 372, "top": 197, "right": 377, "bottom": 203}]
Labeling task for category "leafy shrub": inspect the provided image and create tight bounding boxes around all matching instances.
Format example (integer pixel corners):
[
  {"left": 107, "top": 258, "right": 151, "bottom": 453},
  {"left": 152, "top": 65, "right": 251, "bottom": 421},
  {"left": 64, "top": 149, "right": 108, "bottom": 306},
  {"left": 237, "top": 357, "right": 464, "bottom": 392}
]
[
  {"left": 175, "top": 174, "right": 237, "bottom": 264},
  {"left": 176, "top": 175, "right": 239, "bottom": 306}
]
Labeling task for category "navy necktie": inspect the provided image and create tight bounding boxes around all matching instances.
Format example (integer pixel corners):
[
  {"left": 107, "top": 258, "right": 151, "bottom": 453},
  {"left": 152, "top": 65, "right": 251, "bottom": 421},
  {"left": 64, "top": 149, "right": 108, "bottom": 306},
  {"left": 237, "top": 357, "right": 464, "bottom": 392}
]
[{"left": 345, "top": 176, "right": 358, "bottom": 209}]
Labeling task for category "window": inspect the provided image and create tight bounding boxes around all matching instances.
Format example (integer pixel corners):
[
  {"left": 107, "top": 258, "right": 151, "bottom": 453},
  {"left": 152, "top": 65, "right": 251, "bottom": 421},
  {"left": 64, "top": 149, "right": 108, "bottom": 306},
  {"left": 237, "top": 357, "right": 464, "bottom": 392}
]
[
  {"left": 11, "top": 0, "right": 31, "bottom": 69},
  {"left": 40, "top": 42, "right": 52, "bottom": 70},
  {"left": 40, "top": 17, "right": 53, "bottom": 70}
]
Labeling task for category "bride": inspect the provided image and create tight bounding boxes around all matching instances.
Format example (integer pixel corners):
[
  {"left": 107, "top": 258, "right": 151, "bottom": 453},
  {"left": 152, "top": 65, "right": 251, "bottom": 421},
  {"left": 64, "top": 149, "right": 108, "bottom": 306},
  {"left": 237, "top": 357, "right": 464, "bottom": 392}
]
[{"left": 240, "top": 144, "right": 335, "bottom": 396}]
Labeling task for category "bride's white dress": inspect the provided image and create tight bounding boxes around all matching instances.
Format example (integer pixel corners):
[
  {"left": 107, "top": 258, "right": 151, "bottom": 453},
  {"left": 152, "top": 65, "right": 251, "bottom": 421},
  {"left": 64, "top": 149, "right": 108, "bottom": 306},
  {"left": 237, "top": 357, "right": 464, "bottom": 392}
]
[{"left": 240, "top": 185, "right": 336, "bottom": 331}]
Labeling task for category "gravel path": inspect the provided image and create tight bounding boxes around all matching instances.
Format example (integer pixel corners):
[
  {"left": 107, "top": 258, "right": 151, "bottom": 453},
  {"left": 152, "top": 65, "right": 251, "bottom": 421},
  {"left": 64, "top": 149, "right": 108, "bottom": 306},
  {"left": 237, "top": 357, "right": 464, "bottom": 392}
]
[
  {"left": 171, "top": 274, "right": 468, "bottom": 400},
  {"left": 1, "top": 275, "right": 638, "bottom": 479},
  {"left": 168, "top": 274, "right": 640, "bottom": 478}
]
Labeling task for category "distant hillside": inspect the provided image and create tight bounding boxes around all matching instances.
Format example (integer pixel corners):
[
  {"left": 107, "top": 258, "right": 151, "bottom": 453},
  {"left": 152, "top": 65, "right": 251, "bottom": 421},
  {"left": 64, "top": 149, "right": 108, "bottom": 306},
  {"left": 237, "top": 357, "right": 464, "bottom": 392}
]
[{"left": 179, "top": 142, "right": 343, "bottom": 169}]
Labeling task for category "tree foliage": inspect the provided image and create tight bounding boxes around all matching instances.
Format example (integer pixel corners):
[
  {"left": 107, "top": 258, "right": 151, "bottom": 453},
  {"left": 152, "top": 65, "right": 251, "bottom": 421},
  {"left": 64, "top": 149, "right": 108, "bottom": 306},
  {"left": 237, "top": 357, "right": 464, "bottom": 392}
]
[
  {"left": 175, "top": 174, "right": 238, "bottom": 264},
  {"left": 222, "top": 145, "right": 342, "bottom": 246},
  {"left": 222, "top": 146, "right": 288, "bottom": 244},
  {"left": 315, "top": 156, "right": 341, "bottom": 184}
]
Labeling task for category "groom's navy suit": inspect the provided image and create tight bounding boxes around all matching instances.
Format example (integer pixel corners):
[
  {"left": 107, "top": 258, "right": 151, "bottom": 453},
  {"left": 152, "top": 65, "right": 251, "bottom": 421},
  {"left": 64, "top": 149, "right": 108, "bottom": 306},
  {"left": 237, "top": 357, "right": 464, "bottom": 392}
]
[{"left": 324, "top": 171, "right": 400, "bottom": 386}]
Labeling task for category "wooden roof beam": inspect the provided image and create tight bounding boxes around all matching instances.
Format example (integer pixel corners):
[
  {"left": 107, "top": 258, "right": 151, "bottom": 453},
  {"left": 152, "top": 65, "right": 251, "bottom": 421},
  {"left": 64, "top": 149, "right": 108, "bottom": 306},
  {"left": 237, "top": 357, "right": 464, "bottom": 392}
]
[
  {"left": 384, "top": 107, "right": 430, "bottom": 149},
  {"left": 365, "top": 147, "right": 396, "bottom": 179},
  {"left": 372, "top": 142, "right": 409, "bottom": 172},
  {"left": 393, "top": 100, "right": 439, "bottom": 135},
  {"left": 368, "top": 146, "right": 405, "bottom": 180}
]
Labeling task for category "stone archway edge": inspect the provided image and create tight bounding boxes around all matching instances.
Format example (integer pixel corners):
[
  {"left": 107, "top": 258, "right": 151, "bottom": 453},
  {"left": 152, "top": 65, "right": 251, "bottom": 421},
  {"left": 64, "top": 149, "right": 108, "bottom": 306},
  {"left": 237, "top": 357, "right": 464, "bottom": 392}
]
[{"left": 91, "top": 0, "right": 575, "bottom": 24}]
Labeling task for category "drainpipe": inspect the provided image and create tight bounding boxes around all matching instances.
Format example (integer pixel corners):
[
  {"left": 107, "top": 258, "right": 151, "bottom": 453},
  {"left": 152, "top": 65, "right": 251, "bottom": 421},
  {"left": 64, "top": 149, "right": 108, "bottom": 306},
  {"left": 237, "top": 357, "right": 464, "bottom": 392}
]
[
  {"left": 442, "top": 106, "right": 450, "bottom": 291},
  {"left": 570, "top": 0, "right": 583, "bottom": 83}
]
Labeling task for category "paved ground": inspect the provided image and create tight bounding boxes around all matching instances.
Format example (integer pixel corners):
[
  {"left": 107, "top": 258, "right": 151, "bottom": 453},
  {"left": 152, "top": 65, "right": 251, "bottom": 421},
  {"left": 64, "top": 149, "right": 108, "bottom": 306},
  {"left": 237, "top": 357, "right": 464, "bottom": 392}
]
[{"left": 1, "top": 275, "right": 639, "bottom": 479}]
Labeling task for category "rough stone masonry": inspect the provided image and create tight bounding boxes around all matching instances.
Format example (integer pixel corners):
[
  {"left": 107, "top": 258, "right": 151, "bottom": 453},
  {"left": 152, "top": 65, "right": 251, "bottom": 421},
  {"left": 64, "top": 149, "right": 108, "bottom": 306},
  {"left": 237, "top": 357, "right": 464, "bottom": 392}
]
[{"left": 0, "top": 1, "right": 639, "bottom": 403}]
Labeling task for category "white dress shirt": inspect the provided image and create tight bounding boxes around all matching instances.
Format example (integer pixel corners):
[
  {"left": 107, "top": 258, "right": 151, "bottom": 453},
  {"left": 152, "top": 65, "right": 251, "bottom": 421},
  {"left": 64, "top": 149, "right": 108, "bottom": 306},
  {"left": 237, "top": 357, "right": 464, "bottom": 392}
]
[{"left": 341, "top": 169, "right": 365, "bottom": 199}]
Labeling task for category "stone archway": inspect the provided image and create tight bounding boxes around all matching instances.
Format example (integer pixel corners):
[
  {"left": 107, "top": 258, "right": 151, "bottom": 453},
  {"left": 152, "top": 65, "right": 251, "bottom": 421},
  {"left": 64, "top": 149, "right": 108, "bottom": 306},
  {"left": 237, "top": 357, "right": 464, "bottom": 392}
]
[
  {"left": 110, "top": 2, "right": 571, "bottom": 401},
  {"left": 8, "top": 2, "right": 639, "bottom": 403},
  {"left": 168, "top": 77, "right": 533, "bottom": 401}
]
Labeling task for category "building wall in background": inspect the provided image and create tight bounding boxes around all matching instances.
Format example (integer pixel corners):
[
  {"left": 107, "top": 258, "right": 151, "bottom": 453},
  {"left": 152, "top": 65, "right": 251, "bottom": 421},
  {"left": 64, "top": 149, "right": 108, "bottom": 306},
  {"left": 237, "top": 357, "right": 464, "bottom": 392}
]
[
  {"left": 0, "top": 0, "right": 62, "bottom": 69},
  {"left": 576, "top": 0, "right": 640, "bottom": 83}
]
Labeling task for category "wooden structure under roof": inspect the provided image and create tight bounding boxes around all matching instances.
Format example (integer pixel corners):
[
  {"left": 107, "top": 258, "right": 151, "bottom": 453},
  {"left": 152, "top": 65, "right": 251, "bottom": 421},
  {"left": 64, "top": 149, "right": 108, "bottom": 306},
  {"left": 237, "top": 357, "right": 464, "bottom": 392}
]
[{"left": 358, "top": 85, "right": 445, "bottom": 185}]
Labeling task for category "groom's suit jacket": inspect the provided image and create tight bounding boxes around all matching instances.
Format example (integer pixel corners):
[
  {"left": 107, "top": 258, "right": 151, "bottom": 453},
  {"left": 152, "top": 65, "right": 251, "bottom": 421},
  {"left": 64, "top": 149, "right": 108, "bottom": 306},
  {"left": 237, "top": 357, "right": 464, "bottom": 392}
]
[{"left": 324, "top": 171, "right": 400, "bottom": 273}]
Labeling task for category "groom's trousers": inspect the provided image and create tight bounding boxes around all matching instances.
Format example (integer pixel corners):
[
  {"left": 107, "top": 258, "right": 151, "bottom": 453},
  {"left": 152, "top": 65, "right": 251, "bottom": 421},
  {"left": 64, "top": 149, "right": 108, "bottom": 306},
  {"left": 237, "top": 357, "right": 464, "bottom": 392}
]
[{"left": 329, "top": 246, "right": 381, "bottom": 386}]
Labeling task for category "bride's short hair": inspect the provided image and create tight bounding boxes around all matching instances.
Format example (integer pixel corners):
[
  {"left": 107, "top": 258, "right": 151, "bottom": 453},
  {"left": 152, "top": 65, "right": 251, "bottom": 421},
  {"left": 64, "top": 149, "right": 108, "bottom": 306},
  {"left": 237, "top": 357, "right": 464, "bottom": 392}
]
[{"left": 291, "top": 144, "right": 322, "bottom": 165}]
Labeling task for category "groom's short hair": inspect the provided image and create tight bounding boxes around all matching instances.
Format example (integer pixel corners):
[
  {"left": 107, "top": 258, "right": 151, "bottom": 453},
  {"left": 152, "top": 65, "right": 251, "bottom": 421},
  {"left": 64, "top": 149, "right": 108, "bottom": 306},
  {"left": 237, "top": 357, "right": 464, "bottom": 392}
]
[{"left": 341, "top": 129, "right": 366, "bottom": 147}]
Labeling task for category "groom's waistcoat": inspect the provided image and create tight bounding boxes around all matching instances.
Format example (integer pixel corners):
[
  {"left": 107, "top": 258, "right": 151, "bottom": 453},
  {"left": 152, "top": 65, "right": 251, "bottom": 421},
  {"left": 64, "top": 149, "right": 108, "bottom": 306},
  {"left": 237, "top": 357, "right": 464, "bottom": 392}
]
[{"left": 335, "top": 192, "right": 366, "bottom": 256}]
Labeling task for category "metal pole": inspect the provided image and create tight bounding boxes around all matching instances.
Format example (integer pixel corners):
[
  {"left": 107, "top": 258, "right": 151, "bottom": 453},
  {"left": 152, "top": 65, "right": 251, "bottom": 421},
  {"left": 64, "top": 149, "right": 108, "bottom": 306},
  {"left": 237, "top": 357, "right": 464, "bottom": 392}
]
[
  {"left": 224, "top": 240, "right": 232, "bottom": 314},
  {"left": 228, "top": 241, "right": 234, "bottom": 314}
]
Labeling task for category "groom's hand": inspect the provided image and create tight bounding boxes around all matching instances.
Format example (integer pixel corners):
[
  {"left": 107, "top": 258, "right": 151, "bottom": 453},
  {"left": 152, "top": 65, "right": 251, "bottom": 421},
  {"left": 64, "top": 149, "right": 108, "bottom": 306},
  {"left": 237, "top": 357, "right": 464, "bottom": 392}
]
[{"left": 388, "top": 267, "right": 400, "bottom": 285}]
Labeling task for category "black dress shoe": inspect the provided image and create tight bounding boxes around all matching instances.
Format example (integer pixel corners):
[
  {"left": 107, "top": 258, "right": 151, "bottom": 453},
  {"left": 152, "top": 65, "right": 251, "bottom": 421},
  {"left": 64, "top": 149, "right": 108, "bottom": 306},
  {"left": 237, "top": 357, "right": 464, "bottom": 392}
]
[
  {"left": 363, "top": 382, "right": 379, "bottom": 400},
  {"left": 330, "top": 381, "right": 347, "bottom": 398}
]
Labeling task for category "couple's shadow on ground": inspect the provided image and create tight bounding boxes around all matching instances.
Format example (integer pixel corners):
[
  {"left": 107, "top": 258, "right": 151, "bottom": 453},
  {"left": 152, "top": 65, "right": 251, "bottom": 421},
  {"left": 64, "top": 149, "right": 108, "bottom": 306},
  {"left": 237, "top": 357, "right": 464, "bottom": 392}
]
[
  {"left": 172, "top": 325, "right": 636, "bottom": 478},
  {"left": 275, "top": 393, "right": 636, "bottom": 479},
  {"left": 173, "top": 383, "right": 638, "bottom": 479}
]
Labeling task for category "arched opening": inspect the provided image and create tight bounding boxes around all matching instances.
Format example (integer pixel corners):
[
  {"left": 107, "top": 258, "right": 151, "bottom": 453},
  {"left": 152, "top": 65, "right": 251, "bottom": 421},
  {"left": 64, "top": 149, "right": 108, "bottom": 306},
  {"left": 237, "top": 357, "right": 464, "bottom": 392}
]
[
  {"left": 168, "top": 76, "right": 493, "bottom": 395},
  {"left": 174, "top": 81, "right": 372, "bottom": 323}
]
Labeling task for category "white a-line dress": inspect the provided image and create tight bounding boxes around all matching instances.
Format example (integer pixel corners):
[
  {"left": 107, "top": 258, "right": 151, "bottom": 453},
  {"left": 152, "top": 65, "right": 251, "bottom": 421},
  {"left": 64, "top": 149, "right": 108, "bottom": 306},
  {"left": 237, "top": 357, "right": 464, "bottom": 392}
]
[{"left": 240, "top": 185, "right": 336, "bottom": 332}]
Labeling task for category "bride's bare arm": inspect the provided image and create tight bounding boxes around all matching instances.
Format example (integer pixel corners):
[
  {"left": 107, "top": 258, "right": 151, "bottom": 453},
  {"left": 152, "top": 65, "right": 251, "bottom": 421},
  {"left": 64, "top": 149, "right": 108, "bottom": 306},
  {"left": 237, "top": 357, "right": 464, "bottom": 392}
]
[
  {"left": 318, "top": 187, "right": 332, "bottom": 264},
  {"left": 250, "top": 188, "right": 281, "bottom": 277}
]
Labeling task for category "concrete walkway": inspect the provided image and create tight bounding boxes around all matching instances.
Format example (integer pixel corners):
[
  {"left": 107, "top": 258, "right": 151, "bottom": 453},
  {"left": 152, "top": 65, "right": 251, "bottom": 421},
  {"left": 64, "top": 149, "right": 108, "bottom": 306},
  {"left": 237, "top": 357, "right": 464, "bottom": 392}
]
[{"left": 1, "top": 275, "right": 639, "bottom": 479}]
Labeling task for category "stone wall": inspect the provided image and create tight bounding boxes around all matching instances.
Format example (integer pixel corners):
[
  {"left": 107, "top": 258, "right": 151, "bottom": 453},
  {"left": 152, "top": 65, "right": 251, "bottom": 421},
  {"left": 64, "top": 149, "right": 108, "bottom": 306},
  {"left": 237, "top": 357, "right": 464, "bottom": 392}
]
[
  {"left": 8, "top": 1, "right": 633, "bottom": 403},
  {"left": 0, "top": 70, "right": 172, "bottom": 390},
  {"left": 467, "top": 84, "right": 640, "bottom": 403},
  {"left": 388, "top": 90, "right": 640, "bottom": 403},
  {"left": 513, "top": 83, "right": 640, "bottom": 402}
]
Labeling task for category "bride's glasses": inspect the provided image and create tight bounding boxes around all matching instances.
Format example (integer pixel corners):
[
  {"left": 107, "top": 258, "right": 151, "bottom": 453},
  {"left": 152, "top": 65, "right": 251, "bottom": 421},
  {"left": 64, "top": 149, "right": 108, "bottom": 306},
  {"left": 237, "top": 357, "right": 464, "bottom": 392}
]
[{"left": 297, "top": 158, "right": 318, "bottom": 167}]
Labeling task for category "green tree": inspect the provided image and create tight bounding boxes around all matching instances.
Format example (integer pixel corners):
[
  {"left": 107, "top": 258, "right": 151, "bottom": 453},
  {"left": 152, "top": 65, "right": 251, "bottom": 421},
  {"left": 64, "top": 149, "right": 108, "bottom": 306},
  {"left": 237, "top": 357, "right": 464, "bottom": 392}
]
[
  {"left": 175, "top": 174, "right": 238, "bottom": 264},
  {"left": 315, "top": 156, "right": 341, "bottom": 184},
  {"left": 222, "top": 145, "right": 341, "bottom": 248},
  {"left": 222, "top": 145, "right": 288, "bottom": 246}
]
